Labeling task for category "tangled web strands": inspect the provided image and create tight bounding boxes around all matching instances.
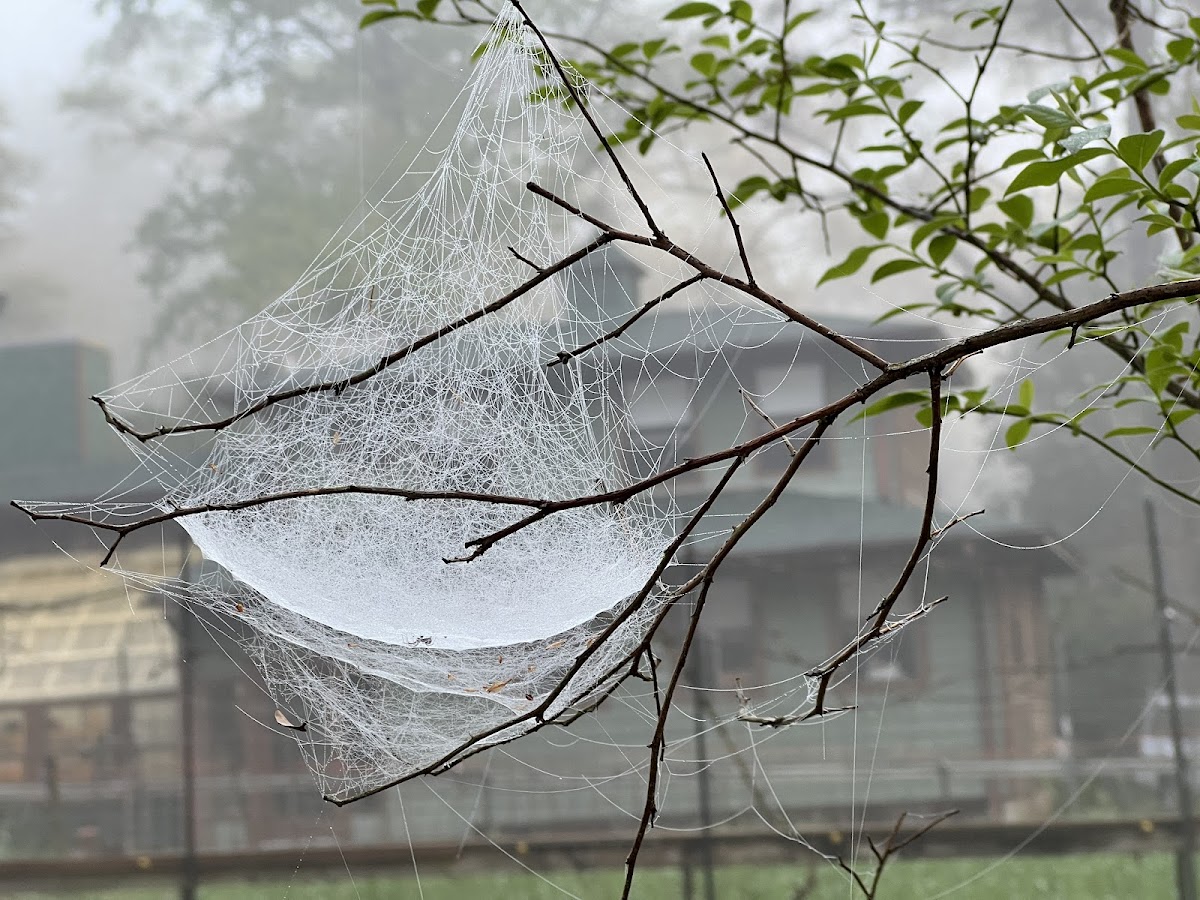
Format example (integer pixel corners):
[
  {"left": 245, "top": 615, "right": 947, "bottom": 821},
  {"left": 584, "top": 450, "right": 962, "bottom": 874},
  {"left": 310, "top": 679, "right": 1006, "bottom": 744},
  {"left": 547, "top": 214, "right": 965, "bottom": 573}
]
[{"left": 21, "top": 8, "right": 727, "bottom": 801}]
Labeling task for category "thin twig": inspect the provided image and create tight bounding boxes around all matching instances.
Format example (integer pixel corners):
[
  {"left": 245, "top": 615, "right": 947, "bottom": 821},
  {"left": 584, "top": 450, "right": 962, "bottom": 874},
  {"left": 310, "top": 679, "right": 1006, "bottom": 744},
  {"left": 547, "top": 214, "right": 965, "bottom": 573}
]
[
  {"left": 12, "top": 485, "right": 550, "bottom": 567},
  {"left": 837, "top": 809, "right": 959, "bottom": 898},
  {"left": 508, "top": 0, "right": 663, "bottom": 239},
  {"left": 508, "top": 245, "right": 543, "bottom": 272},
  {"left": 322, "top": 457, "right": 746, "bottom": 806},
  {"left": 94, "top": 234, "right": 619, "bottom": 443},
  {"left": 806, "top": 369, "right": 943, "bottom": 718},
  {"left": 549, "top": 274, "right": 705, "bottom": 366},
  {"left": 525, "top": 181, "right": 891, "bottom": 372},
  {"left": 702, "top": 152, "right": 755, "bottom": 285},
  {"left": 38, "top": 279, "right": 1200, "bottom": 568}
]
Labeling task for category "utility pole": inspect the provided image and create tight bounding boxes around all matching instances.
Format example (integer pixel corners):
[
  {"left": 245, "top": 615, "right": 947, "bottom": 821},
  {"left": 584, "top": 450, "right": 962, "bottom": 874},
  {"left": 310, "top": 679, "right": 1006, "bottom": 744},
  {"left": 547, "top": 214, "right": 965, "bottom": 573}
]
[
  {"left": 1146, "top": 498, "right": 1197, "bottom": 900},
  {"left": 688, "top": 633, "right": 717, "bottom": 900},
  {"left": 178, "top": 536, "right": 198, "bottom": 900}
]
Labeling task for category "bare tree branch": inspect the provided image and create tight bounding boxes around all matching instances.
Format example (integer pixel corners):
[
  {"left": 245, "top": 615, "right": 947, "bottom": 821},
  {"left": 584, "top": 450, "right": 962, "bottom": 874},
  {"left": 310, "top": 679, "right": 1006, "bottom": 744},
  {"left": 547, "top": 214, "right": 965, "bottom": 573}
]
[{"left": 702, "top": 152, "right": 755, "bottom": 286}]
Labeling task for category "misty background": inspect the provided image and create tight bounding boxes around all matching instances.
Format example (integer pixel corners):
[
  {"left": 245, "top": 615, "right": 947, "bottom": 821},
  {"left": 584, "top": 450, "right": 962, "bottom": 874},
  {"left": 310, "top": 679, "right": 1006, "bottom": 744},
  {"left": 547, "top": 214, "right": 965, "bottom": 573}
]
[{"left": 1, "top": 4, "right": 1199, "bottom": 892}]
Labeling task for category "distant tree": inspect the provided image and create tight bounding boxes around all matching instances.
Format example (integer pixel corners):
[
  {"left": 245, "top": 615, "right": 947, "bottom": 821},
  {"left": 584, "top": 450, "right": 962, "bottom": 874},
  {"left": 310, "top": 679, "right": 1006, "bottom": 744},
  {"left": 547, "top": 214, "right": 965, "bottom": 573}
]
[
  {"left": 0, "top": 106, "right": 26, "bottom": 248},
  {"left": 69, "top": 0, "right": 466, "bottom": 352},
  {"left": 0, "top": 103, "right": 40, "bottom": 325}
]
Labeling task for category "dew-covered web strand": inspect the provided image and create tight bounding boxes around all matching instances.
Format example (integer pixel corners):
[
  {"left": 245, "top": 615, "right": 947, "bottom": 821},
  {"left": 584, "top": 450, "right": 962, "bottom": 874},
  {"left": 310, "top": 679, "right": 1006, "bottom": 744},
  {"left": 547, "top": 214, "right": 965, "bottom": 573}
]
[
  {"left": 947, "top": 312, "right": 1200, "bottom": 551},
  {"left": 329, "top": 823, "right": 363, "bottom": 900},
  {"left": 396, "top": 787, "right": 425, "bottom": 900},
  {"left": 422, "top": 780, "right": 585, "bottom": 899},
  {"left": 280, "top": 806, "right": 326, "bottom": 900}
]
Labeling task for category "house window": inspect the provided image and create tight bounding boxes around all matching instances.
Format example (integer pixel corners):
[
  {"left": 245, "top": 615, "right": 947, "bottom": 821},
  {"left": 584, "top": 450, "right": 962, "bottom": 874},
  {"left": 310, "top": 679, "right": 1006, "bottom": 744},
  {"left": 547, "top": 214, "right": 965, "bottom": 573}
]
[
  {"left": 749, "top": 362, "right": 832, "bottom": 475},
  {"left": 132, "top": 698, "right": 179, "bottom": 778},
  {"left": 834, "top": 568, "right": 922, "bottom": 687},
  {"left": 46, "top": 703, "right": 114, "bottom": 781},
  {"left": 625, "top": 374, "right": 696, "bottom": 480}
]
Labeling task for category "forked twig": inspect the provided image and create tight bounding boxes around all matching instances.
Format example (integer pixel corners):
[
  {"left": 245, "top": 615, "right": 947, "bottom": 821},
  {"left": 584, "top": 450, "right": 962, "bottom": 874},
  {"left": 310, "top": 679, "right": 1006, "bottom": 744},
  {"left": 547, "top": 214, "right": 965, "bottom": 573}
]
[
  {"left": 804, "top": 369, "right": 944, "bottom": 719},
  {"left": 702, "top": 152, "right": 755, "bottom": 285},
  {"left": 838, "top": 809, "right": 959, "bottom": 898}
]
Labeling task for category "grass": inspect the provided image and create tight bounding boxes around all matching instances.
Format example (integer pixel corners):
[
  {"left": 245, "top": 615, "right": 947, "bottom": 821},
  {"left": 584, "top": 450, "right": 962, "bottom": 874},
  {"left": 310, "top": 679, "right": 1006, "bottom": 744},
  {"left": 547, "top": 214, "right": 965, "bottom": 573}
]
[{"left": 11, "top": 852, "right": 1184, "bottom": 899}]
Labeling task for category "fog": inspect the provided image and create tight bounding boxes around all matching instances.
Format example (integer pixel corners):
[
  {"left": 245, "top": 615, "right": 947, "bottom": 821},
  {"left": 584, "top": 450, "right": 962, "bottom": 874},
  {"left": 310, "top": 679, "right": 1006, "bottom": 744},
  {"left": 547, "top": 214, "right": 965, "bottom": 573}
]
[{"left": 2, "top": 2, "right": 1200, "bottom": 897}]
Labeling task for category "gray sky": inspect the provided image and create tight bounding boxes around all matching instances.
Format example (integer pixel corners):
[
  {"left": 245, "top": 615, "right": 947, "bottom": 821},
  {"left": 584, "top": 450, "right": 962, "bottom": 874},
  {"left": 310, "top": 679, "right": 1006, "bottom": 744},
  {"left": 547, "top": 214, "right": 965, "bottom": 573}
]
[{"left": 2, "top": 3, "right": 167, "bottom": 368}]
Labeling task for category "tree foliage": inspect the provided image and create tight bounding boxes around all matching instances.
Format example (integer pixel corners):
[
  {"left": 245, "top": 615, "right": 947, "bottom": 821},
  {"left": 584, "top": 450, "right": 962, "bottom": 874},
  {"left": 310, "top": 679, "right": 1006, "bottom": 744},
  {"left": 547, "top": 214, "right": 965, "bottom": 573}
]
[
  {"left": 0, "top": 105, "right": 29, "bottom": 248},
  {"left": 71, "top": 0, "right": 464, "bottom": 352},
  {"left": 365, "top": 0, "right": 1200, "bottom": 506}
]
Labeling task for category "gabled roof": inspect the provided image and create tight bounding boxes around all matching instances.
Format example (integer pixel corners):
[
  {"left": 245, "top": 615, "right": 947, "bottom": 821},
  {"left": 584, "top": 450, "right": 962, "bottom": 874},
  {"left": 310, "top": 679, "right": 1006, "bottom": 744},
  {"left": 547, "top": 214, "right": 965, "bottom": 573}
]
[{"left": 671, "top": 482, "right": 1069, "bottom": 575}]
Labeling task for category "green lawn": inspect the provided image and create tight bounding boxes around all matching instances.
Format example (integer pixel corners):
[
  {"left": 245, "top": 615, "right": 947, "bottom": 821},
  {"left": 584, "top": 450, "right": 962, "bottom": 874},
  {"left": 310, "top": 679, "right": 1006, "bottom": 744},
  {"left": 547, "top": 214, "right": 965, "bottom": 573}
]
[{"left": 10, "top": 853, "right": 1184, "bottom": 899}]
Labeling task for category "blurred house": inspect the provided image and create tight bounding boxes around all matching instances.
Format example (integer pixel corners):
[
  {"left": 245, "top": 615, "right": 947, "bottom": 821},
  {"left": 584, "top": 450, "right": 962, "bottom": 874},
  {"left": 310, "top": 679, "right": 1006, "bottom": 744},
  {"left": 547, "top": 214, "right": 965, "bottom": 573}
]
[
  {"left": 0, "top": 342, "right": 187, "bottom": 856},
  {"left": 0, "top": 261, "right": 1071, "bottom": 858}
]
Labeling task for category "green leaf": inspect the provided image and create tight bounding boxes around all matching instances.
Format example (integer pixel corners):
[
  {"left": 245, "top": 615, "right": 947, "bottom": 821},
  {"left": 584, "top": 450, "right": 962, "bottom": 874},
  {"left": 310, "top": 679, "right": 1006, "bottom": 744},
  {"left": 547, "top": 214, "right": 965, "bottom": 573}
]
[
  {"left": 643, "top": 39, "right": 668, "bottom": 58},
  {"left": 1160, "top": 158, "right": 1195, "bottom": 189},
  {"left": 935, "top": 282, "right": 961, "bottom": 305},
  {"left": 1106, "top": 47, "right": 1148, "bottom": 71},
  {"left": 1059, "top": 124, "right": 1111, "bottom": 154},
  {"left": 897, "top": 99, "right": 924, "bottom": 127},
  {"left": 729, "top": 0, "right": 754, "bottom": 23},
  {"left": 860, "top": 211, "right": 890, "bottom": 240},
  {"left": 928, "top": 234, "right": 956, "bottom": 267},
  {"left": 1104, "top": 426, "right": 1161, "bottom": 438},
  {"left": 850, "top": 390, "right": 930, "bottom": 423},
  {"left": 824, "top": 102, "right": 888, "bottom": 122},
  {"left": 871, "top": 258, "right": 924, "bottom": 283},
  {"left": 1005, "top": 418, "right": 1033, "bottom": 449},
  {"left": 1027, "top": 81, "right": 1070, "bottom": 103},
  {"left": 664, "top": 2, "right": 722, "bottom": 19},
  {"left": 1083, "top": 177, "right": 1145, "bottom": 203},
  {"left": 690, "top": 52, "right": 718, "bottom": 77},
  {"left": 1117, "top": 130, "right": 1165, "bottom": 172},
  {"left": 1020, "top": 104, "right": 1075, "bottom": 130},
  {"left": 1019, "top": 378, "right": 1035, "bottom": 411},
  {"left": 360, "top": 9, "right": 411, "bottom": 26},
  {"left": 728, "top": 175, "right": 771, "bottom": 208},
  {"left": 1002, "top": 148, "right": 1047, "bottom": 169},
  {"left": 1177, "top": 114, "right": 1200, "bottom": 131},
  {"left": 1004, "top": 148, "right": 1107, "bottom": 195},
  {"left": 874, "top": 302, "right": 931, "bottom": 324},
  {"left": 416, "top": 0, "right": 440, "bottom": 16},
  {"left": 785, "top": 10, "right": 819, "bottom": 33},
  {"left": 968, "top": 186, "right": 992, "bottom": 213},
  {"left": 1167, "top": 38, "right": 1196, "bottom": 64},
  {"left": 997, "top": 195, "right": 1034, "bottom": 229},
  {"left": 817, "top": 244, "right": 886, "bottom": 285},
  {"left": 1145, "top": 345, "right": 1179, "bottom": 394}
]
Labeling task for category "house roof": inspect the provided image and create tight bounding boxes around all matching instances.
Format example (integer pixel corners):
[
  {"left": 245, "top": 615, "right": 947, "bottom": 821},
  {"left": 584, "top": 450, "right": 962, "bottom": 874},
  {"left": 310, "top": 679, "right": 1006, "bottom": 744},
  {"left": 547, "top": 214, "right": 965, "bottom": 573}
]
[
  {"left": 673, "top": 483, "right": 1068, "bottom": 574},
  {"left": 603, "top": 302, "right": 949, "bottom": 365}
]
